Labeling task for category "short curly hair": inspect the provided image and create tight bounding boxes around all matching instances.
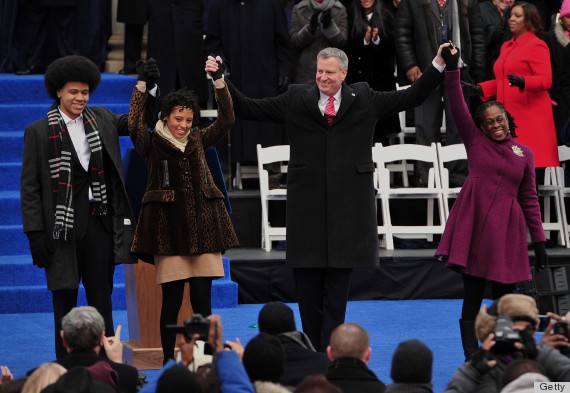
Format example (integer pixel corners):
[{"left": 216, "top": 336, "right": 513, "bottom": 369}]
[
  {"left": 160, "top": 87, "right": 201, "bottom": 122},
  {"left": 44, "top": 55, "right": 101, "bottom": 101}
]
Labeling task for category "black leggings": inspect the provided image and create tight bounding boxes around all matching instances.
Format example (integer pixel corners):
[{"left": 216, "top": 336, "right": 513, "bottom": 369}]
[
  {"left": 461, "top": 274, "right": 515, "bottom": 320},
  {"left": 160, "top": 277, "right": 213, "bottom": 362}
]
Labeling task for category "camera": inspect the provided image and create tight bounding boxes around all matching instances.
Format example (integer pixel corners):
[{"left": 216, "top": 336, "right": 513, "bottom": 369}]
[
  {"left": 553, "top": 321, "right": 570, "bottom": 338},
  {"left": 492, "top": 315, "right": 521, "bottom": 354},
  {"left": 166, "top": 313, "right": 210, "bottom": 342}
]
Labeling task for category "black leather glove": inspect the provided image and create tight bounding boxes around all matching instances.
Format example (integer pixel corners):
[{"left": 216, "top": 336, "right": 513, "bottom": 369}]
[
  {"left": 441, "top": 45, "right": 460, "bottom": 70},
  {"left": 321, "top": 9, "right": 332, "bottom": 29},
  {"left": 507, "top": 74, "right": 525, "bottom": 90},
  {"left": 308, "top": 11, "right": 320, "bottom": 34},
  {"left": 277, "top": 75, "right": 290, "bottom": 94},
  {"left": 26, "top": 231, "right": 54, "bottom": 269},
  {"left": 470, "top": 347, "right": 494, "bottom": 375},
  {"left": 461, "top": 81, "right": 483, "bottom": 97},
  {"left": 533, "top": 241, "right": 547, "bottom": 272},
  {"left": 136, "top": 58, "right": 160, "bottom": 90},
  {"left": 210, "top": 58, "right": 226, "bottom": 81}
]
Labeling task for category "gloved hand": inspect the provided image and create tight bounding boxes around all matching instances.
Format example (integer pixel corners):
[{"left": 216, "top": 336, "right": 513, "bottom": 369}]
[
  {"left": 460, "top": 81, "right": 483, "bottom": 97},
  {"left": 507, "top": 74, "right": 525, "bottom": 90},
  {"left": 321, "top": 9, "right": 332, "bottom": 29},
  {"left": 26, "top": 231, "right": 54, "bottom": 269},
  {"left": 533, "top": 241, "right": 547, "bottom": 272},
  {"left": 470, "top": 347, "right": 494, "bottom": 375},
  {"left": 136, "top": 58, "right": 160, "bottom": 90},
  {"left": 209, "top": 57, "right": 226, "bottom": 81},
  {"left": 308, "top": 11, "right": 320, "bottom": 34},
  {"left": 277, "top": 75, "right": 290, "bottom": 94},
  {"left": 441, "top": 44, "right": 460, "bottom": 70}
]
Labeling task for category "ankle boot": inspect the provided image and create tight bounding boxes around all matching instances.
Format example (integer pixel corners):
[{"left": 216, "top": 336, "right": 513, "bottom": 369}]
[{"left": 459, "top": 319, "right": 478, "bottom": 362}]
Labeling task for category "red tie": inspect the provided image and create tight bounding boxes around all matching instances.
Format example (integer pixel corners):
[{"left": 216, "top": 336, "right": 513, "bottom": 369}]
[
  {"left": 438, "top": 0, "right": 446, "bottom": 8},
  {"left": 324, "top": 96, "right": 336, "bottom": 125}
]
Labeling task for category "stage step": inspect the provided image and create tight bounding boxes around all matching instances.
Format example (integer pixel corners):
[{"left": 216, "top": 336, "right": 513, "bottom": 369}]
[
  {"left": 0, "top": 256, "right": 237, "bottom": 312},
  {"left": 0, "top": 131, "right": 24, "bottom": 161}
]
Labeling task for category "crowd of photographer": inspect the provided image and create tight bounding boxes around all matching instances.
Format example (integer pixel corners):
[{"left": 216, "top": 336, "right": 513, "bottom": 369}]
[{"left": 5, "top": 295, "right": 570, "bottom": 392}]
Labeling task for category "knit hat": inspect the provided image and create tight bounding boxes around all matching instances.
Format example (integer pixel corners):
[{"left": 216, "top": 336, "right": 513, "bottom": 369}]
[
  {"left": 40, "top": 367, "right": 116, "bottom": 393},
  {"left": 258, "top": 302, "right": 296, "bottom": 335},
  {"left": 156, "top": 364, "right": 200, "bottom": 393},
  {"left": 242, "top": 333, "right": 285, "bottom": 383},
  {"left": 86, "top": 361, "right": 118, "bottom": 389},
  {"left": 561, "top": 0, "right": 570, "bottom": 18},
  {"left": 390, "top": 339, "right": 433, "bottom": 383},
  {"left": 475, "top": 294, "right": 539, "bottom": 341}
]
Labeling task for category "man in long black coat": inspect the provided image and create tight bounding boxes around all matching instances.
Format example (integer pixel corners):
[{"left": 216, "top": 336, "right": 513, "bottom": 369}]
[
  {"left": 213, "top": 44, "right": 447, "bottom": 351},
  {"left": 205, "top": 0, "right": 294, "bottom": 168}
]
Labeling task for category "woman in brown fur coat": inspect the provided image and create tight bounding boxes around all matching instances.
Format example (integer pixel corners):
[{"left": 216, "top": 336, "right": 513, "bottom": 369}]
[{"left": 128, "top": 57, "right": 239, "bottom": 364}]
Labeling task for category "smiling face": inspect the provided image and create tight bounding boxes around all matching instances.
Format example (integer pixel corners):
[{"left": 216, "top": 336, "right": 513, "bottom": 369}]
[
  {"left": 315, "top": 57, "right": 347, "bottom": 97},
  {"left": 508, "top": 5, "right": 528, "bottom": 37},
  {"left": 165, "top": 106, "right": 194, "bottom": 140},
  {"left": 57, "top": 82, "right": 89, "bottom": 119},
  {"left": 360, "top": 0, "right": 375, "bottom": 13},
  {"left": 480, "top": 105, "right": 509, "bottom": 142}
]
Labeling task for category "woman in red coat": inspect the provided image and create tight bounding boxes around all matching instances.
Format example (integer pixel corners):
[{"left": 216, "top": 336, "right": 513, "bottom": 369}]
[{"left": 476, "top": 2, "right": 559, "bottom": 170}]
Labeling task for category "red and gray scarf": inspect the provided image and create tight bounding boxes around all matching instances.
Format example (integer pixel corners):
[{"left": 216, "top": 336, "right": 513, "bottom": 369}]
[{"left": 47, "top": 105, "right": 108, "bottom": 241}]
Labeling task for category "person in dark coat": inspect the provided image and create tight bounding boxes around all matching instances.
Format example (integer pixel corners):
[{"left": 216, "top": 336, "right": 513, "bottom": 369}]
[
  {"left": 478, "top": 0, "right": 513, "bottom": 80},
  {"left": 395, "top": 0, "right": 486, "bottom": 187},
  {"left": 257, "top": 301, "right": 330, "bottom": 387},
  {"left": 20, "top": 55, "right": 156, "bottom": 359},
  {"left": 56, "top": 306, "right": 140, "bottom": 393},
  {"left": 345, "top": 0, "right": 401, "bottom": 143},
  {"left": 204, "top": 0, "right": 294, "bottom": 173},
  {"left": 324, "top": 323, "right": 386, "bottom": 393},
  {"left": 385, "top": 339, "right": 434, "bottom": 393},
  {"left": 221, "top": 46, "right": 446, "bottom": 352},
  {"left": 147, "top": 0, "right": 208, "bottom": 106},
  {"left": 128, "top": 58, "right": 239, "bottom": 364},
  {"left": 117, "top": 0, "right": 148, "bottom": 75}
]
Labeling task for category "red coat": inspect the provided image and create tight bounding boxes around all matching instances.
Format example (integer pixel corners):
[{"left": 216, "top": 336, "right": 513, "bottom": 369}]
[{"left": 479, "top": 31, "right": 559, "bottom": 168}]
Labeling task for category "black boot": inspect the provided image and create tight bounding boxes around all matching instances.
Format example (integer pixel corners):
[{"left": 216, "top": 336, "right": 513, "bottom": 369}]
[{"left": 459, "top": 319, "right": 478, "bottom": 362}]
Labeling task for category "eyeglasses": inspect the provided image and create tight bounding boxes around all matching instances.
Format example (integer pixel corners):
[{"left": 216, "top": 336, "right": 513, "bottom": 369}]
[{"left": 484, "top": 116, "right": 506, "bottom": 127}]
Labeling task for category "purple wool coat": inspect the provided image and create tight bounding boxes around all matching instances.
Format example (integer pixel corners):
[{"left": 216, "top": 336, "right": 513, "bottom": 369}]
[{"left": 435, "top": 70, "right": 545, "bottom": 284}]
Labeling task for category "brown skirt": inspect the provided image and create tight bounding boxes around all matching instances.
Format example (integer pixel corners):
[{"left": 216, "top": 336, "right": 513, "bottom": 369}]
[{"left": 154, "top": 252, "right": 224, "bottom": 285}]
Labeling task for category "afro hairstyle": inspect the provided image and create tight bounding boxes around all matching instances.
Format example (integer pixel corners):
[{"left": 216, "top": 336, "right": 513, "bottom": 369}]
[{"left": 44, "top": 55, "right": 101, "bottom": 101}]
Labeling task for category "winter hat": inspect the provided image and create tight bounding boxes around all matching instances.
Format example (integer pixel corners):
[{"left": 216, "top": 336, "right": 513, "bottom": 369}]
[
  {"left": 390, "top": 339, "right": 433, "bottom": 383},
  {"left": 475, "top": 294, "right": 539, "bottom": 341},
  {"left": 560, "top": 0, "right": 570, "bottom": 19},
  {"left": 40, "top": 367, "right": 116, "bottom": 393},
  {"left": 86, "top": 361, "right": 118, "bottom": 389},
  {"left": 156, "top": 364, "right": 200, "bottom": 393},
  {"left": 242, "top": 333, "right": 285, "bottom": 383},
  {"left": 258, "top": 302, "right": 296, "bottom": 335}
]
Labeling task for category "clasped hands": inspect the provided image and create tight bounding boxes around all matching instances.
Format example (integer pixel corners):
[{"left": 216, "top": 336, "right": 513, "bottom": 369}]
[{"left": 135, "top": 58, "right": 160, "bottom": 90}]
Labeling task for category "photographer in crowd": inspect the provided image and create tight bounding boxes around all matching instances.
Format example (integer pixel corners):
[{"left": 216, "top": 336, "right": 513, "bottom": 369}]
[
  {"left": 444, "top": 294, "right": 570, "bottom": 393},
  {"left": 140, "top": 315, "right": 254, "bottom": 393}
]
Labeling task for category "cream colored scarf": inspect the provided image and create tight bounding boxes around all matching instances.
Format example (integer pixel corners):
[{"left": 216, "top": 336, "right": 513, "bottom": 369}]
[{"left": 155, "top": 119, "right": 189, "bottom": 152}]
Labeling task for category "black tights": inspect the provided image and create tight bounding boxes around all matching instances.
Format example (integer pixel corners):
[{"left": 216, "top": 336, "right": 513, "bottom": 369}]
[
  {"left": 160, "top": 277, "right": 213, "bottom": 363},
  {"left": 461, "top": 274, "right": 515, "bottom": 321}
]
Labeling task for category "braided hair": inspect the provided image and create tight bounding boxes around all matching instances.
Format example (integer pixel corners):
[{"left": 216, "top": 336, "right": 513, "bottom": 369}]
[
  {"left": 474, "top": 101, "right": 518, "bottom": 138},
  {"left": 160, "top": 87, "right": 201, "bottom": 123}
]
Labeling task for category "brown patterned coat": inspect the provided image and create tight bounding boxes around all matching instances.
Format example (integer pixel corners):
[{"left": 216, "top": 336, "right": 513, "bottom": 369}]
[{"left": 128, "top": 85, "right": 239, "bottom": 262}]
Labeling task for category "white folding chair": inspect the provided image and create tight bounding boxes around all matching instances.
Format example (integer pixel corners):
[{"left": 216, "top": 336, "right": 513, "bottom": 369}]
[
  {"left": 436, "top": 142, "right": 467, "bottom": 220},
  {"left": 555, "top": 145, "right": 570, "bottom": 248},
  {"left": 373, "top": 142, "right": 446, "bottom": 250},
  {"left": 538, "top": 160, "right": 566, "bottom": 247},
  {"left": 256, "top": 144, "right": 289, "bottom": 251}
]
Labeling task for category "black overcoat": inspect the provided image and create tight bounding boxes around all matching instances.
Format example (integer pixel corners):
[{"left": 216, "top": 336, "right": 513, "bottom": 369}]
[
  {"left": 204, "top": 0, "right": 294, "bottom": 161},
  {"left": 228, "top": 65, "right": 443, "bottom": 268}
]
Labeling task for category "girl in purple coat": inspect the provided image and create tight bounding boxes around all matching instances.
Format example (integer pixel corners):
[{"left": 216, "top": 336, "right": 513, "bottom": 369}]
[{"left": 435, "top": 44, "right": 548, "bottom": 362}]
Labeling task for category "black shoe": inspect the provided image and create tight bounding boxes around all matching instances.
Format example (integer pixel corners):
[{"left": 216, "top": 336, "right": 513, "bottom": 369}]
[
  {"left": 118, "top": 67, "right": 136, "bottom": 75},
  {"left": 15, "top": 65, "right": 45, "bottom": 75}
]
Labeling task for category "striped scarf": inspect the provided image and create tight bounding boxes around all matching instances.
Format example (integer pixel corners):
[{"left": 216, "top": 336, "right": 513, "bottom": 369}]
[{"left": 47, "top": 105, "right": 108, "bottom": 241}]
